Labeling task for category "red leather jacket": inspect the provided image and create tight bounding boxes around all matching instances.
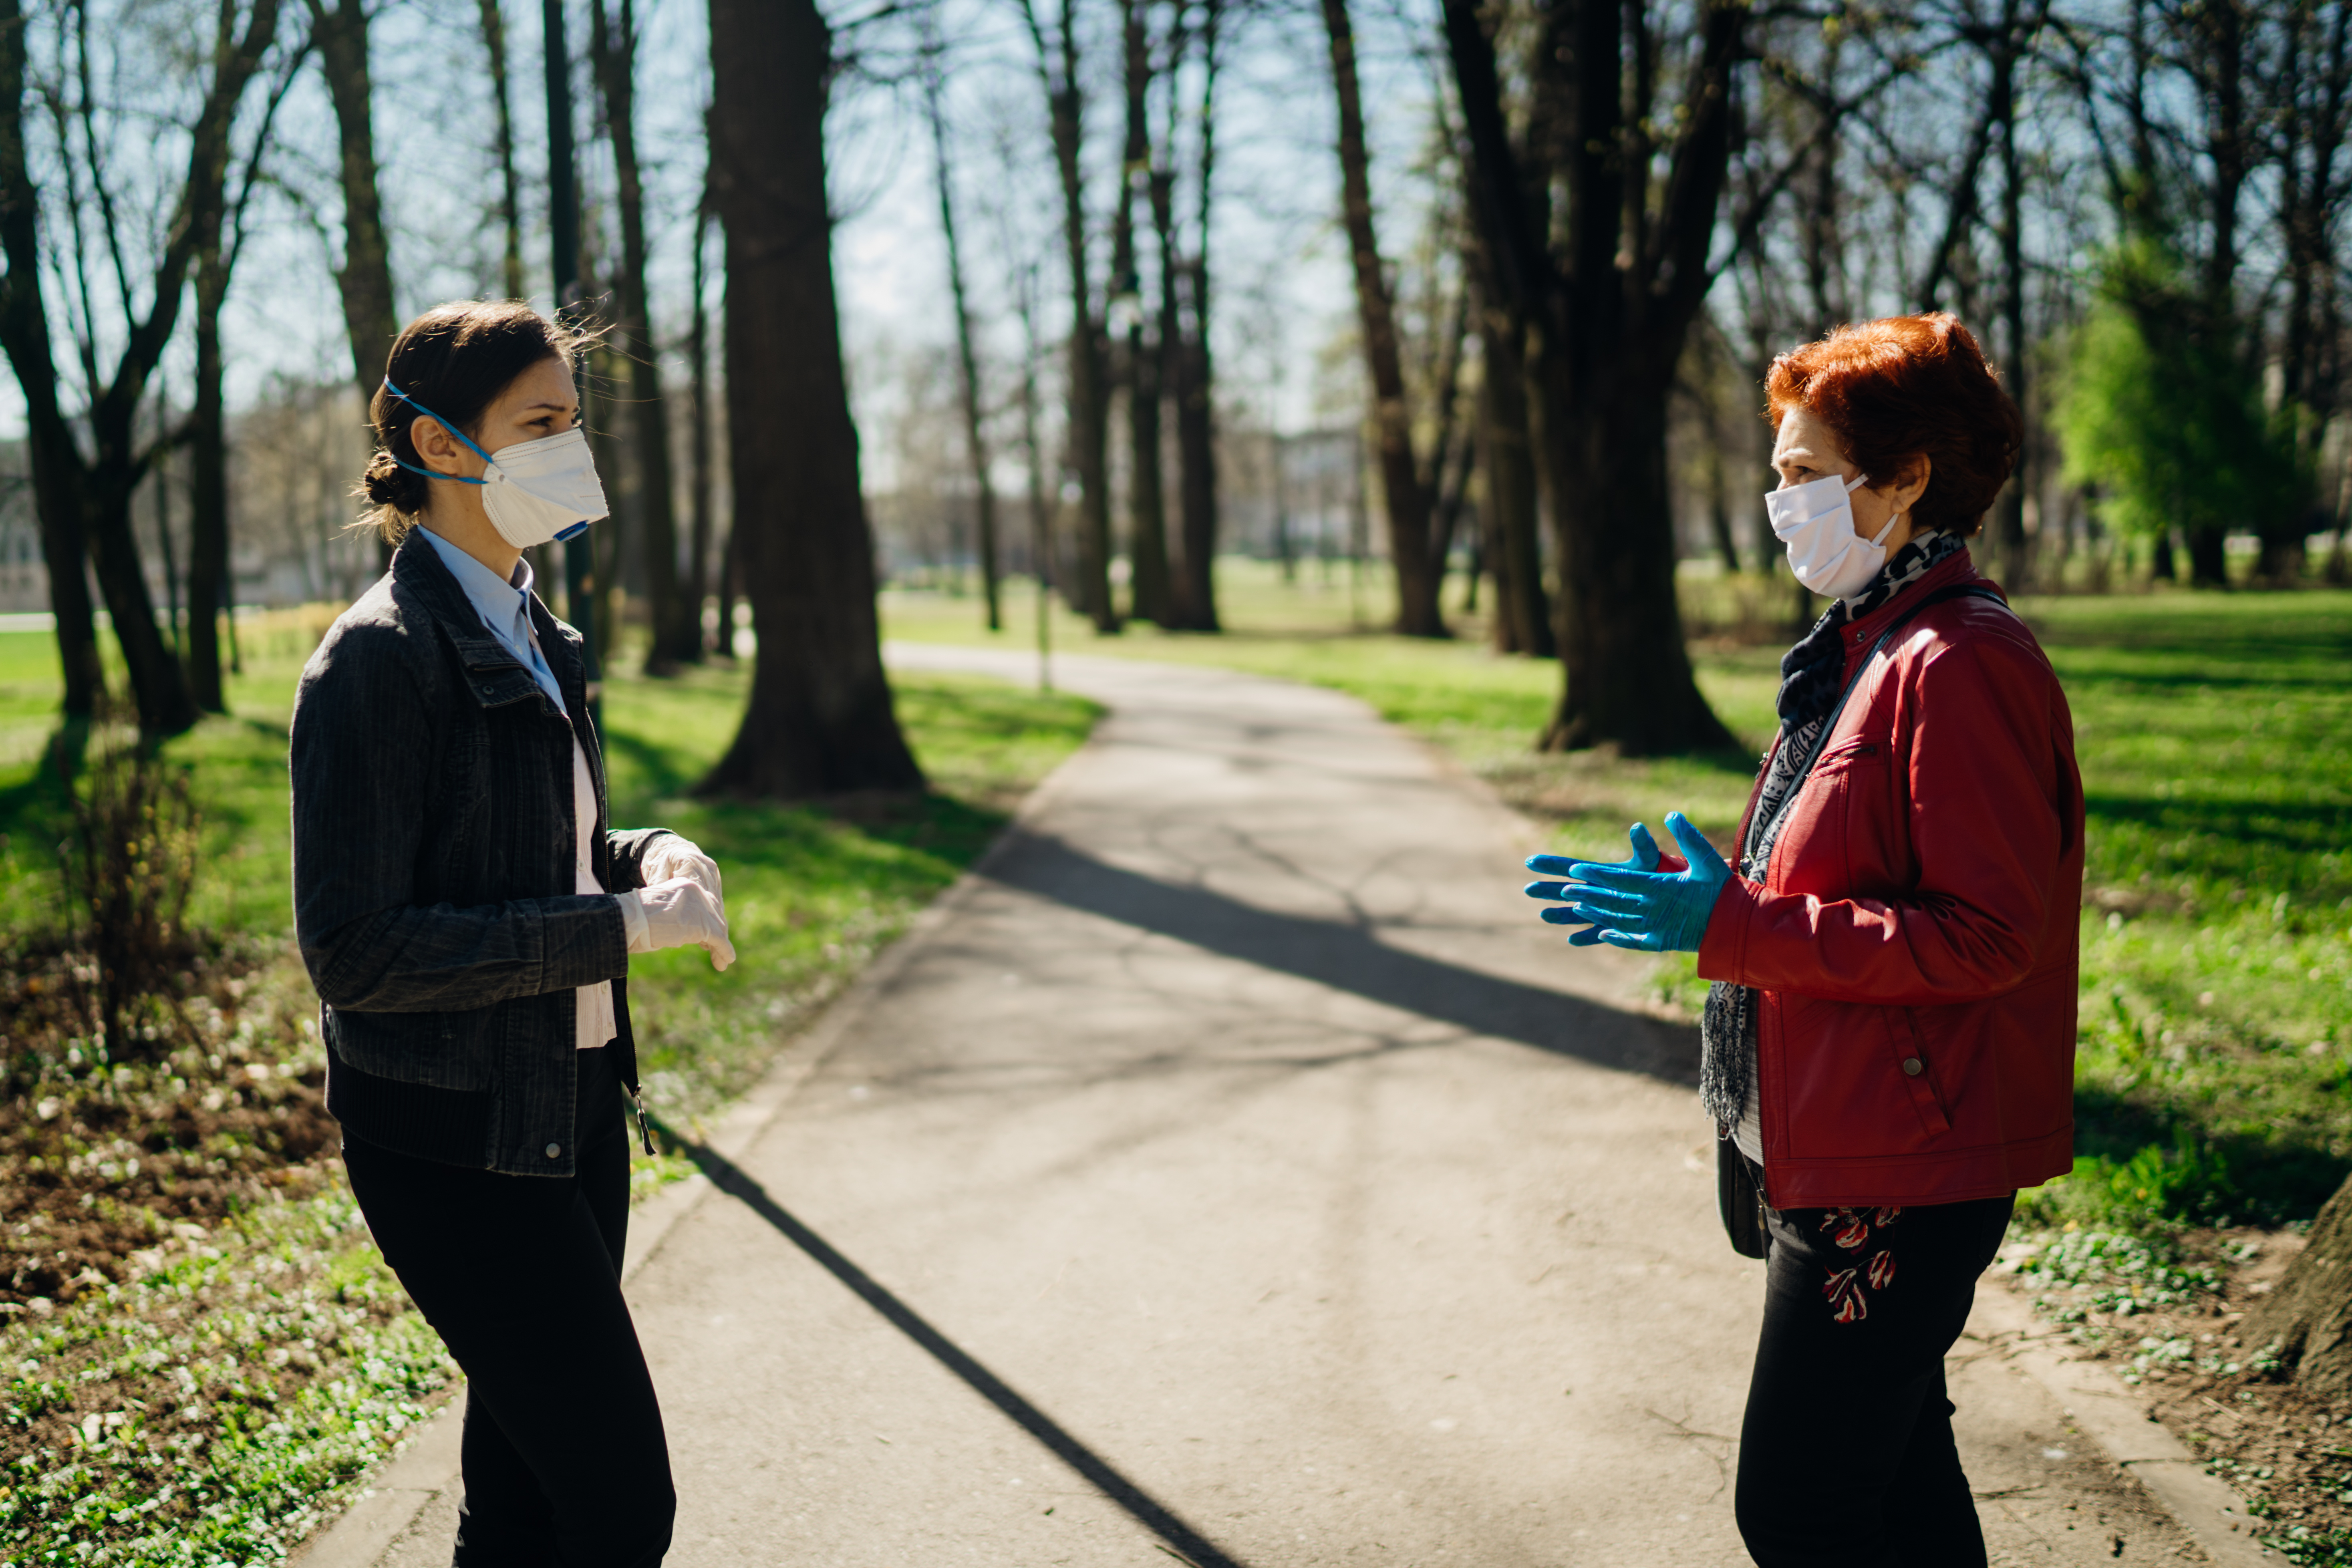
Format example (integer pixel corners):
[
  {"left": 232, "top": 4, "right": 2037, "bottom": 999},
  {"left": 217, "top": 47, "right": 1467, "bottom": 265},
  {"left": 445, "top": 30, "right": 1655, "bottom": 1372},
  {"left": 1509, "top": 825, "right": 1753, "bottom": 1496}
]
[{"left": 1695, "top": 550, "right": 2084, "bottom": 1209}]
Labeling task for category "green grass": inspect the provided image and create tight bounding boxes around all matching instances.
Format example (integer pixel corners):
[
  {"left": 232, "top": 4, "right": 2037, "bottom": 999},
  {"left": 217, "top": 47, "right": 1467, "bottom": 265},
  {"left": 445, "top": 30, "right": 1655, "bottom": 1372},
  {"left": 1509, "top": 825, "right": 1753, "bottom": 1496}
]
[
  {"left": 888, "top": 561, "right": 2352, "bottom": 1227},
  {"left": 0, "top": 619, "right": 1100, "bottom": 1119},
  {"left": 0, "top": 1190, "right": 458, "bottom": 1567}
]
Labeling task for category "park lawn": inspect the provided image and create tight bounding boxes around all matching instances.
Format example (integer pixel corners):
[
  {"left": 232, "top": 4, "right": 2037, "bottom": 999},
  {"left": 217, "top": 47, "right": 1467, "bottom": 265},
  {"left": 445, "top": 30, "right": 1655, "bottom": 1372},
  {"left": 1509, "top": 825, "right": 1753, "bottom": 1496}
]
[
  {"left": 887, "top": 564, "right": 2352, "bottom": 1226},
  {"left": 0, "top": 620, "right": 1099, "bottom": 1116}
]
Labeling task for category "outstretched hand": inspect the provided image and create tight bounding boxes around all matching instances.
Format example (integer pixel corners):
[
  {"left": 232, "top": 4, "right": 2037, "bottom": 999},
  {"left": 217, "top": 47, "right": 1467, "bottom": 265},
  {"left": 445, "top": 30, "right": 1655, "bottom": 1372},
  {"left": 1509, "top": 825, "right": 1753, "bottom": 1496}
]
[{"left": 1520, "top": 813, "right": 1731, "bottom": 953}]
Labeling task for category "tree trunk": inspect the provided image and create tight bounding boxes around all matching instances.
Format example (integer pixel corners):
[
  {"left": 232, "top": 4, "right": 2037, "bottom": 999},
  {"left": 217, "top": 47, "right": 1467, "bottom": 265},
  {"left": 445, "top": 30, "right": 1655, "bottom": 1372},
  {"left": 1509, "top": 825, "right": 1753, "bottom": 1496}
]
[
  {"left": 922, "top": 46, "right": 1001, "bottom": 633},
  {"left": 1443, "top": 0, "right": 1738, "bottom": 754},
  {"left": 0, "top": 48, "right": 104, "bottom": 713},
  {"left": 1114, "top": 0, "right": 1173, "bottom": 628},
  {"left": 188, "top": 254, "right": 230, "bottom": 712},
  {"left": 1542, "top": 361, "right": 1731, "bottom": 751},
  {"left": 1470, "top": 290, "right": 1550, "bottom": 658},
  {"left": 307, "top": 0, "right": 399, "bottom": 413},
  {"left": 1322, "top": 0, "right": 1442, "bottom": 638},
  {"left": 0, "top": 0, "right": 271, "bottom": 736},
  {"left": 1991, "top": 13, "right": 2031, "bottom": 588},
  {"left": 2242, "top": 1172, "right": 2352, "bottom": 1400},
  {"left": 2185, "top": 525, "right": 2230, "bottom": 587},
  {"left": 1024, "top": 0, "right": 1116, "bottom": 630},
  {"left": 702, "top": 0, "right": 923, "bottom": 797},
  {"left": 593, "top": 0, "right": 690, "bottom": 670},
  {"left": 1167, "top": 0, "right": 1222, "bottom": 632},
  {"left": 688, "top": 205, "right": 715, "bottom": 656},
  {"left": 1706, "top": 439, "right": 1741, "bottom": 575},
  {"left": 480, "top": 0, "right": 525, "bottom": 300}
]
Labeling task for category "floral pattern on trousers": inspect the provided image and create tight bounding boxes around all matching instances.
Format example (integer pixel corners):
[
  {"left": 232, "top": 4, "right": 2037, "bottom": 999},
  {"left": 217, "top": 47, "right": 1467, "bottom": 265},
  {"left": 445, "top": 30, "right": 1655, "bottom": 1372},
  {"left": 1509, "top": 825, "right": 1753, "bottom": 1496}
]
[{"left": 1819, "top": 1206, "right": 1903, "bottom": 1324}]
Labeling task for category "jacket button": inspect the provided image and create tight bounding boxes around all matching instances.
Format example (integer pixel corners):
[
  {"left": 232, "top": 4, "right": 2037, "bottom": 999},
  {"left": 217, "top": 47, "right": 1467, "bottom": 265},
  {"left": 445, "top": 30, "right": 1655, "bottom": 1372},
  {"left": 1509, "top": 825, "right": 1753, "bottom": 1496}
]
[
  {"left": 1900, "top": 1057, "right": 1924, "bottom": 1077},
  {"left": 544, "top": 1142, "right": 562, "bottom": 1158}
]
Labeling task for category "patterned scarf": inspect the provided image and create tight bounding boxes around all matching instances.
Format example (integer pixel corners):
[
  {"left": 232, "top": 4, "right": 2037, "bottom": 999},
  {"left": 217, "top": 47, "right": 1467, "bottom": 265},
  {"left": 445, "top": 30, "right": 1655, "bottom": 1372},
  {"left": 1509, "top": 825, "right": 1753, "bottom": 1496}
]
[{"left": 1698, "top": 530, "right": 1969, "bottom": 1132}]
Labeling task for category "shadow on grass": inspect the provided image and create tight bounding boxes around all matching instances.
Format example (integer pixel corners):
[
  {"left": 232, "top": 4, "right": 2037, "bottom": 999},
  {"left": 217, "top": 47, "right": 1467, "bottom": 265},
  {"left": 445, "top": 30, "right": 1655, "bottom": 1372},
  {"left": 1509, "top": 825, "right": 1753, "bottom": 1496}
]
[
  {"left": 2084, "top": 795, "right": 2352, "bottom": 855},
  {"left": 2070, "top": 1083, "right": 2352, "bottom": 1226}
]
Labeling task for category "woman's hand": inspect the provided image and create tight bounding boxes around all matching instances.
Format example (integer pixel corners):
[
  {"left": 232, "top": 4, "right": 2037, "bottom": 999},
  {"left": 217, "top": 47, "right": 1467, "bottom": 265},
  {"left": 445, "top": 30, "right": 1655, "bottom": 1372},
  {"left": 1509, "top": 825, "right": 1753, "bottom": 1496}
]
[
  {"left": 1523, "top": 822, "right": 1661, "bottom": 947},
  {"left": 1521, "top": 813, "right": 1730, "bottom": 952},
  {"left": 622, "top": 878, "right": 737, "bottom": 971},
  {"left": 640, "top": 834, "right": 723, "bottom": 912}
]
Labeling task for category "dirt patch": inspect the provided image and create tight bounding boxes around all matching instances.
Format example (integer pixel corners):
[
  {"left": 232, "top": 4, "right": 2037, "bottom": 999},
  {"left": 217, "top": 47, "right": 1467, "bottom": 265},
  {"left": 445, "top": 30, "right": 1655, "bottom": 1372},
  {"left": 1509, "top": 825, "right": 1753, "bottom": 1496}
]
[
  {"left": 2005, "top": 1225, "right": 2352, "bottom": 1556},
  {"left": 0, "top": 938, "right": 330, "bottom": 1311}
]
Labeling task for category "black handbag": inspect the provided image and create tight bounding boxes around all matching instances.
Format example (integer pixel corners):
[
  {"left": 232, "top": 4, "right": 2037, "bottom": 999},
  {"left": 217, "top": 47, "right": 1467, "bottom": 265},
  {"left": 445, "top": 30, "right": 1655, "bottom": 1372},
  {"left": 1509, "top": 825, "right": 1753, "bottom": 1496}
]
[
  {"left": 1713, "top": 581, "right": 2008, "bottom": 1260},
  {"left": 1718, "top": 1138, "right": 1771, "bottom": 1259}
]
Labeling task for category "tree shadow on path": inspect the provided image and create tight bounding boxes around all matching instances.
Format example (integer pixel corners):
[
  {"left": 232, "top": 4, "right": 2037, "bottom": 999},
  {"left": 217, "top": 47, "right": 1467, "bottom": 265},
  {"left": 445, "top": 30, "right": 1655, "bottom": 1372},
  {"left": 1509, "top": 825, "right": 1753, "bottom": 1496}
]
[
  {"left": 654, "top": 1121, "right": 1254, "bottom": 1568},
  {"left": 983, "top": 828, "right": 1701, "bottom": 1087}
]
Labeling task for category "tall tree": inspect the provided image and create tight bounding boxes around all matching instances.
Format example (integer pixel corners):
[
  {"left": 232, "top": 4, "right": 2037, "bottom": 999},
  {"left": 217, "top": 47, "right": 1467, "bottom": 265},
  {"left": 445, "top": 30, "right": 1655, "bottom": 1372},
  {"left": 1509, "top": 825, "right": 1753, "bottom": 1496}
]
[
  {"left": 0, "top": 0, "right": 280, "bottom": 734},
  {"left": 1113, "top": 0, "right": 1173, "bottom": 626},
  {"left": 1444, "top": 0, "right": 1774, "bottom": 753},
  {"left": 702, "top": 0, "right": 924, "bottom": 796},
  {"left": 188, "top": 44, "right": 302, "bottom": 713},
  {"left": 480, "top": 0, "right": 525, "bottom": 300},
  {"left": 1322, "top": 0, "right": 1444, "bottom": 637},
  {"left": 2265, "top": 0, "right": 2351, "bottom": 580},
  {"left": 304, "top": 0, "right": 397, "bottom": 416},
  {"left": 1164, "top": 0, "right": 1222, "bottom": 632},
  {"left": 1017, "top": 0, "right": 1117, "bottom": 631},
  {"left": 921, "top": 34, "right": 1003, "bottom": 632},
  {"left": 591, "top": 0, "right": 691, "bottom": 669},
  {"left": 687, "top": 199, "right": 717, "bottom": 656}
]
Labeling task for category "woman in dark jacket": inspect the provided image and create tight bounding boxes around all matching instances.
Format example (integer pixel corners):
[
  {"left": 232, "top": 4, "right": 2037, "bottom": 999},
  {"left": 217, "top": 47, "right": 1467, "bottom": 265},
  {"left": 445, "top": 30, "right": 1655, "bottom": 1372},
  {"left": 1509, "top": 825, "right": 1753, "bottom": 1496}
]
[
  {"left": 290, "top": 301, "right": 735, "bottom": 1568},
  {"left": 1525, "top": 314, "right": 2083, "bottom": 1567}
]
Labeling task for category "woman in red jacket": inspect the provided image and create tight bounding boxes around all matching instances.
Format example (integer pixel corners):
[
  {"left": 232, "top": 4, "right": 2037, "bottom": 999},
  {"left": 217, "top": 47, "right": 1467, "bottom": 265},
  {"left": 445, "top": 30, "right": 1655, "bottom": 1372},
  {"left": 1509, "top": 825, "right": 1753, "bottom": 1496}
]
[{"left": 1526, "top": 314, "right": 2083, "bottom": 1567}]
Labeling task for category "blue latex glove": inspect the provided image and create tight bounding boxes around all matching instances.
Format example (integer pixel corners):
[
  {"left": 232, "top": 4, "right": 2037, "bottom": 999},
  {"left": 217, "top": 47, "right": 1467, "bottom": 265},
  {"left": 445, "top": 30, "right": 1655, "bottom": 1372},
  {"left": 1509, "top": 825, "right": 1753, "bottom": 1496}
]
[
  {"left": 1521, "top": 812, "right": 1731, "bottom": 953},
  {"left": 1522, "top": 822, "right": 1661, "bottom": 946}
]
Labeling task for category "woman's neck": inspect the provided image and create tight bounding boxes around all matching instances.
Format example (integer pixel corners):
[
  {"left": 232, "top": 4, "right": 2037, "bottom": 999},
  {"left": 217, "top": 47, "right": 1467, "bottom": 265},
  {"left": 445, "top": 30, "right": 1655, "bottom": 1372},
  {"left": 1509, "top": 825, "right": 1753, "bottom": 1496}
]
[{"left": 418, "top": 503, "right": 522, "bottom": 584}]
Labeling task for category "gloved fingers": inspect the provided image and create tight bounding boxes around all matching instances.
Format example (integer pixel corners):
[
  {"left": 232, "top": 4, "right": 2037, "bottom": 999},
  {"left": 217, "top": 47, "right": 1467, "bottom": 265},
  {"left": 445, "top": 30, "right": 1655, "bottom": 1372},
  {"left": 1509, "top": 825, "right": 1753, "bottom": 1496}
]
[
  {"left": 646, "top": 841, "right": 724, "bottom": 908},
  {"left": 1625, "top": 821, "right": 1662, "bottom": 871},
  {"left": 1582, "top": 887, "right": 1657, "bottom": 914},
  {"left": 703, "top": 931, "right": 737, "bottom": 971},
  {"left": 1523, "top": 853, "right": 1584, "bottom": 878},
  {"left": 1665, "top": 812, "right": 1730, "bottom": 880},
  {"left": 1538, "top": 904, "right": 1603, "bottom": 926},
  {"left": 1598, "top": 927, "right": 1666, "bottom": 952},
  {"left": 1563, "top": 924, "right": 1610, "bottom": 947},
  {"left": 1569, "top": 864, "right": 1674, "bottom": 894},
  {"left": 1522, "top": 879, "right": 1581, "bottom": 902}
]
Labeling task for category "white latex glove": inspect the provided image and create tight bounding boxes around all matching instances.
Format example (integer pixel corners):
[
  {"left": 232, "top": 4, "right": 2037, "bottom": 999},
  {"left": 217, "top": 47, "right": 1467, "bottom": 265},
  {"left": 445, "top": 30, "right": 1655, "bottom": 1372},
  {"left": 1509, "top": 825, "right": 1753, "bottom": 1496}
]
[
  {"left": 639, "top": 834, "right": 723, "bottom": 913},
  {"left": 619, "top": 877, "right": 736, "bottom": 971}
]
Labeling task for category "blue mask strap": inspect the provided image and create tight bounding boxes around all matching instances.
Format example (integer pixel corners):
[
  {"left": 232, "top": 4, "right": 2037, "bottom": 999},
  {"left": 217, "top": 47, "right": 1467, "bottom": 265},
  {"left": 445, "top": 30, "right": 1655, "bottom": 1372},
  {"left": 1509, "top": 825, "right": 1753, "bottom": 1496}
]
[{"left": 383, "top": 379, "right": 491, "bottom": 486}]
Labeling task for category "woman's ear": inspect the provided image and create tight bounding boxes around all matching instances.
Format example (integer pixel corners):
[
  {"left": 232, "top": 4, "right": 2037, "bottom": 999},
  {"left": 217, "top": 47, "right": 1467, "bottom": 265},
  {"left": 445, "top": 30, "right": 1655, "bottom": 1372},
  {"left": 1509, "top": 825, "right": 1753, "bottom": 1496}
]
[
  {"left": 1893, "top": 453, "right": 1933, "bottom": 517},
  {"left": 411, "top": 416, "right": 469, "bottom": 479}
]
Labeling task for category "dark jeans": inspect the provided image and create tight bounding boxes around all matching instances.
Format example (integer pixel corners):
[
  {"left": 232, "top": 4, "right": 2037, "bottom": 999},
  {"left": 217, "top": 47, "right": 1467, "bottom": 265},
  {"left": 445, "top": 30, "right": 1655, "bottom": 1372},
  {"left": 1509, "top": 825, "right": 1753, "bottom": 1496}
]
[
  {"left": 1734, "top": 1163, "right": 2013, "bottom": 1568},
  {"left": 344, "top": 1047, "right": 675, "bottom": 1568}
]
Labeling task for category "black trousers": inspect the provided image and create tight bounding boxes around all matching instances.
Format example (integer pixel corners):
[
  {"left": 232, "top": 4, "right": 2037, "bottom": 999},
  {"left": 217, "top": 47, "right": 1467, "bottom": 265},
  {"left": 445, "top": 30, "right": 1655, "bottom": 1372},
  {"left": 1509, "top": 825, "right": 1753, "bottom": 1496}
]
[
  {"left": 344, "top": 1048, "right": 675, "bottom": 1568},
  {"left": 1734, "top": 1164, "right": 2014, "bottom": 1568}
]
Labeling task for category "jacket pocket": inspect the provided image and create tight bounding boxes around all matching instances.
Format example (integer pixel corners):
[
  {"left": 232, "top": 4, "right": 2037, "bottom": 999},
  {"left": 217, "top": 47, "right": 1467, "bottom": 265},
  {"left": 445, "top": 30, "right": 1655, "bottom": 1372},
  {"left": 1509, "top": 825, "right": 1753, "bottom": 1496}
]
[{"left": 1884, "top": 1007, "right": 1952, "bottom": 1139}]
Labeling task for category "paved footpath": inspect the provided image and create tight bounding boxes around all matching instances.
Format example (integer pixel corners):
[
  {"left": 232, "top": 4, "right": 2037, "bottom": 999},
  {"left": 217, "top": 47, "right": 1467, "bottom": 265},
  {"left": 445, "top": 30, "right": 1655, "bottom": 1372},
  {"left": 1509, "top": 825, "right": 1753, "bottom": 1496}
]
[{"left": 358, "top": 647, "right": 2207, "bottom": 1568}]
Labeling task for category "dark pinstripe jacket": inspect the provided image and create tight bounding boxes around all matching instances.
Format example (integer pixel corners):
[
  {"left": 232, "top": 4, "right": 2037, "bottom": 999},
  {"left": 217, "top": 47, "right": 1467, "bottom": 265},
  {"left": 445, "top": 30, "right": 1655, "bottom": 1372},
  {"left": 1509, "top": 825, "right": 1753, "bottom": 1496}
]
[{"left": 290, "top": 532, "right": 668, "bottom": 1176}]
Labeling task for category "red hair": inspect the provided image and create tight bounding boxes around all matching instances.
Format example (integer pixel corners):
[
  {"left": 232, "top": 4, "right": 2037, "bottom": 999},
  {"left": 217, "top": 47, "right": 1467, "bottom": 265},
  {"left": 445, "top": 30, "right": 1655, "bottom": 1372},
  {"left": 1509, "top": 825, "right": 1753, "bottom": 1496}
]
[{"left": 1765, "top": 314, "right": 2023, "bottom": 537}]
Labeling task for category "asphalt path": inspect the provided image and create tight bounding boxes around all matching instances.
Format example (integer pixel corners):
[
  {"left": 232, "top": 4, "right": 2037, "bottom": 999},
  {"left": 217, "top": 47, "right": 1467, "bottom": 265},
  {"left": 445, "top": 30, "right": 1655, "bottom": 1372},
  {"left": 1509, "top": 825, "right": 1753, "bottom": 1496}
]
[{"left": 369, "top": 644, "right": 2204, "bottom": 1567}]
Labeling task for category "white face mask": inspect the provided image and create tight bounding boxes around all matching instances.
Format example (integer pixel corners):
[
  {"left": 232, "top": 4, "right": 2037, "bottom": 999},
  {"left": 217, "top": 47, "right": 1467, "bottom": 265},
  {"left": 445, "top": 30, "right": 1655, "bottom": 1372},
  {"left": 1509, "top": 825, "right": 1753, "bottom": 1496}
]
[
  {"left": 1766, "top": 471, "right": 1900, "bottom": 601},
  {"left": 384, "top": 379, "right": 609, "bottom": 550}
]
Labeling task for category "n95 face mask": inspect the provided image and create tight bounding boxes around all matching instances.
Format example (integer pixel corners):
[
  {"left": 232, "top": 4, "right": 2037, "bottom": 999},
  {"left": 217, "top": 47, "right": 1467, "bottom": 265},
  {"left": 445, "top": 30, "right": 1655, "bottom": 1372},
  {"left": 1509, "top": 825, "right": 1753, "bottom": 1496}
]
[
  {"left": 1765, "top": 470, "right": 1899, "bottom": 601},
  {"left": 383, "top": 379, "right": 609, "bottom": 550}
]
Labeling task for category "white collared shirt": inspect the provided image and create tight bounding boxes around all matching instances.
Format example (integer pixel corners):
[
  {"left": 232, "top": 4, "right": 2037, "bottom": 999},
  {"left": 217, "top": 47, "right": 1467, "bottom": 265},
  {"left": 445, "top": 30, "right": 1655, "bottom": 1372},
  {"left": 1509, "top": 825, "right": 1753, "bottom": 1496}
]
[{"left": 418, "top": 528, "right": 616, "bottom": 1052}]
